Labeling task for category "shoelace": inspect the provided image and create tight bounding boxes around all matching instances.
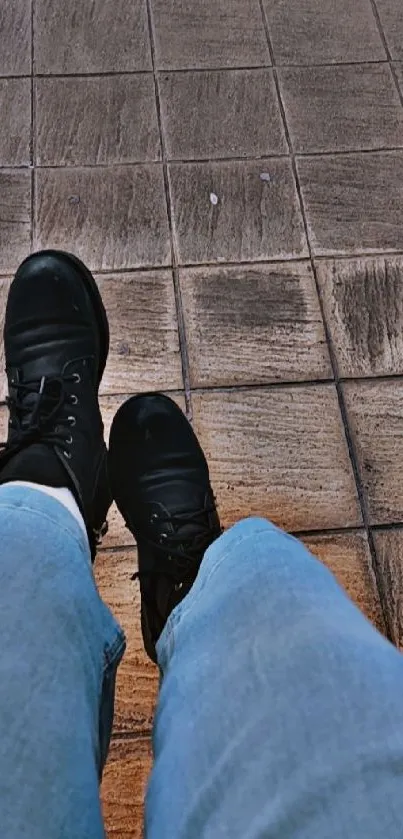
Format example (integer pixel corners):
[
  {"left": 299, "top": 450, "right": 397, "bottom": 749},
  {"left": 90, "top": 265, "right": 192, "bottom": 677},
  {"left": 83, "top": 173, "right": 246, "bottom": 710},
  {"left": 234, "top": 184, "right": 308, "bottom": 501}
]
[
  {"left": 132, "top": 505, "right": 221, "bottom": 590},
  {"left": 0, "top": 373, "right": 80, "bottom": 457}
]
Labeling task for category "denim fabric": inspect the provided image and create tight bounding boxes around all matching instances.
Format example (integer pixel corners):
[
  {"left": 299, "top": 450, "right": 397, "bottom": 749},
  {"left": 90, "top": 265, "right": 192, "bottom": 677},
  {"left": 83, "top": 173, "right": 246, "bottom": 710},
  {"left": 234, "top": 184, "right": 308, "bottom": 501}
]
[
  {"left": 147, "top": 518, "right": 403, "bottom": 838},
  {"left": 0, "top": 485, "right": 125, "bottom": 839},
  {"left": 2, "top": 495, "right": 403, "bottom": 839}
]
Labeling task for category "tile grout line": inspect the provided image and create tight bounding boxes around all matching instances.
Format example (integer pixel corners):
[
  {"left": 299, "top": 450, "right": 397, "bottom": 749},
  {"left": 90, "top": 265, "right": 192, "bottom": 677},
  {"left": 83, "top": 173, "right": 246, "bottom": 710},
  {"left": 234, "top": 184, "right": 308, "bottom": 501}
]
[
  {"left": 143, "top": 0, "right": 193, "bottom": 419},
  {"left": 258, "top": 0, "right": 393, "bottom": 640},
  {"left": 6, "top": 146, "right": 403, "bottom": 172},
  {"left": 110, "top": 729, "right": 153, "bottom": 743},
  {"left": 3, "top": 250, "right": 403, "bottom": 281},
  {"left": 1, "top": 371, "right": 403, "bottom": 418},
  {"left": 1, "top": 372, "right": 402, "bottom": 415},
  {"left": 100, "top": 522, "right": 403, "bottom": 556},
  {"left": 4, "top": 56, "right": 393, "bottom": 81},
  {"left": 368, "top": 0, "right": 403, "bottom": 110}
]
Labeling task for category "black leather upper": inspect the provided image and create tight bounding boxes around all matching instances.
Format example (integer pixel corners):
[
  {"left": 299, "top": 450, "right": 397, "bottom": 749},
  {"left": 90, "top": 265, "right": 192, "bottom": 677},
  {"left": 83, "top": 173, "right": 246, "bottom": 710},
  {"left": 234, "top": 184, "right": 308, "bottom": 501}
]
[
  {"left": 108, "top": 393, "right": 222, "bottom": 660},
  {"left": 0, "top": 250, "right": 111, "bottom": 557}
]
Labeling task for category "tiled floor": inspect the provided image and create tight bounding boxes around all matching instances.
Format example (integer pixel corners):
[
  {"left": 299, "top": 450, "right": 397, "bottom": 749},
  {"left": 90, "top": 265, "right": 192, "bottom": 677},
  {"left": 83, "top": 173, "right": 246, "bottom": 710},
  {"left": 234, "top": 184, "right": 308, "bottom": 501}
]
[{"left": 2, "top": 0, "right": 403, "bottom": 834}]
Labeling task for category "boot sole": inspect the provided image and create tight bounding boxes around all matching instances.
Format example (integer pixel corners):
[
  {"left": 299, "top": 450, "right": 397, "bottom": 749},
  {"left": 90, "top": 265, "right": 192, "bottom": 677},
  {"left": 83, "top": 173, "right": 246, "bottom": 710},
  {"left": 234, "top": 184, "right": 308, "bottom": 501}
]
[{"left": 21, "top": 250, "right": 110, "bottom": 385}]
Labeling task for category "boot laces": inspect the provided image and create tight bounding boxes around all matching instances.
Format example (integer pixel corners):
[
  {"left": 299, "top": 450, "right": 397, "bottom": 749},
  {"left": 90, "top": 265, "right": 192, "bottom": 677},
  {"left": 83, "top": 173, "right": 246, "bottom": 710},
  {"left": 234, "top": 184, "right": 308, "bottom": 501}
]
[
  {"left": 133, "top": 505, "right": 221, "bottom": 590},
  {"left": 1, "top": 373, "right": 80, "bottom": 455}
]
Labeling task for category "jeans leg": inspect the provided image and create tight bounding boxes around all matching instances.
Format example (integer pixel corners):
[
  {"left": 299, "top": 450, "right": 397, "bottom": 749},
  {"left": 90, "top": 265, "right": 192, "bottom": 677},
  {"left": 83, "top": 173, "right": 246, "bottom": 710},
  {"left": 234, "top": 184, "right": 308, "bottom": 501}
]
[
  {"left": 0, "top": 485, "right": 125, "bottom": 839},
  {"left": 146, "top": 518, "right": 403, "bottom": 839}
]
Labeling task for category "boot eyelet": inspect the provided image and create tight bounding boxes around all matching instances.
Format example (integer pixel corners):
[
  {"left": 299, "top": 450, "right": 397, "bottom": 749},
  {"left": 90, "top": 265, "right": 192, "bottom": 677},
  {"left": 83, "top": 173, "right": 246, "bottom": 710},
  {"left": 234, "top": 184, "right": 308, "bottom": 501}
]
[
  {"left": 68, "top": 416, "right": 76, "bottom": 426},
  {"left": 66, "top": 435, "right": 73, "bottom": 445},
  {"left": 150, "top": 513, "right": 159, "bottom": 523},
  {"left": 63, "top": 450, "right": 72, "bottom": 460},
  {"left": 70, "top": 394, "right": 78, "bottom": 405},
  {"left": 159, "top": 533, "right": 168, "bottom": 543},
  {"left": 72, "top": 373, "right": 81, "bottom": 384}
]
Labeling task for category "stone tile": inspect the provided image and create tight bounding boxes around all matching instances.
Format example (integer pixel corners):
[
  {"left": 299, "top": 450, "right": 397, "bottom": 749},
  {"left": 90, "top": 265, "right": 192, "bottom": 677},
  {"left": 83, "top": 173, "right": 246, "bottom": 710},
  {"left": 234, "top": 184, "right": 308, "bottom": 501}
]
[
  {"left": 297, "top": 151, "right": 403, "bottom": 256},
  {"left": 101, "top": 737, "right": 152, "bottom": 838},
  {"left": 169, "top": 160, "right": 308, "bottom": 264},
  {"left": 373, "top": 529, "right": 403, "bottom": 647},
  {"left": 36, "top": 76, "right": 160, "bottom": 166},
  {"left": 343, "top": 380, "right": 403, "bottom": 524},
  {"left": 304, "top": 531, "right": 384, "bottom": 632},
  {"left": 376, "top": 0, "right": 403, "bottom": 60},
  {"left": 160, "top": 69, "right": 286, "bottom": 161},
  {"left": 279, "top": 64, "right": 403, "bottom": 154},
  {"left": 0, "top": 0, "right": 31, "bottom": 75},
  {"left": 95, "top": 549, "right": 158, "bottom": 732},
  {"left": 180, "top": 262, "right": 331, "bottom": 387},
  {"left": 99, "top": 393, "right": 187, "bottom": 548},
  {"left": 35, "top": 166, "right": 171, "bottom": 271},
  {"left": 151, "top": 0, "right": 270, "bottom": 70},
  {"left": 191, "top": 385, "right": 361, "bottom": 531},
  {"left": 262, "top": 0, "right": 386, "bottom": 64},
  {"left": 97, "top": 271, "right": 182, "bottom": 395},
  {"left": 0, "top": 80, "right": 31, "bottom": 166},
  {"left": 317, "top": 256, "right": 403, "bottom": 377},
  {"left": 35, "top": 0, "right": 151, "bottom": 73},
  {"left": 0, "top": 279, "right": 12, "bottom": 403},
  {"left": 0, "top": 170, "right": 31, "bottom": 274}
]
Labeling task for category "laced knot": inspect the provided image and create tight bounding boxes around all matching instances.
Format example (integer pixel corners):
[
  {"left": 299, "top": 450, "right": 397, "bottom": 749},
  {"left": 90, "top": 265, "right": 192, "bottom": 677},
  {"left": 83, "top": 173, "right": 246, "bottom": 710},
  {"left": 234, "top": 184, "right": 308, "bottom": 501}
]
[
  {"left": 1, "top": 372, "right": 80, "bottom": 456},
  {"left": 133, "top": 505, "right": 221, "bottom": 590}
]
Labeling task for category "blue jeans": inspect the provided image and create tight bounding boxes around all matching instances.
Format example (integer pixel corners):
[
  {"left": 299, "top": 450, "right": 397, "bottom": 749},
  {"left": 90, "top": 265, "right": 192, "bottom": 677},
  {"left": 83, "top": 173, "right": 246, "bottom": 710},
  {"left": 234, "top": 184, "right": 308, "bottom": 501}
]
[{"left": 1, "top": 486, "right": 403, "bottom": 838}]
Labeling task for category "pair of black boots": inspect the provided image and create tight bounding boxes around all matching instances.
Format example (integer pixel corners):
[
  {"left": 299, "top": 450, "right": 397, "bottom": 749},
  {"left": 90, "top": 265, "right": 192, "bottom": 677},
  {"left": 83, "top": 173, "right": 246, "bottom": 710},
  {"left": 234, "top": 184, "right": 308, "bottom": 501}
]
[{"left": 0, "top": 251, "right": 221, "bottom": 662}]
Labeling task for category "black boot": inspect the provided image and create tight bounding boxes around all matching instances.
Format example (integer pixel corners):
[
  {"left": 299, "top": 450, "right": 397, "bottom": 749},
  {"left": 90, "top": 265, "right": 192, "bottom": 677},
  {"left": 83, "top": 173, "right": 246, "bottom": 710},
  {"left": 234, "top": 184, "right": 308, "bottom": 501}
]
[
  {"left": 108, "top": 393, "right": 222, "bottom": 662},
  {"left": 0, "top": 250, "right": 111, "bottom": 559}
]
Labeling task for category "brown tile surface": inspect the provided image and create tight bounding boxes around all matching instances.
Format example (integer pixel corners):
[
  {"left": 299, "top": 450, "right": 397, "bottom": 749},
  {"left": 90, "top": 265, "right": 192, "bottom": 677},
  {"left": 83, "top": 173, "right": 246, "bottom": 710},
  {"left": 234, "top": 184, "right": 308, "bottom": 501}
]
[
  {"left": 36, "top": 76, "right": 160, "bottom": 167},
  {"left": 160, "top": 69, "right": 287, "bottom": 160},
  {"left": 262, "top": 0, "right": 385, "bottom": 64},
  {"left": 180, "top": 262, "right": 331, "bottom": 386},
  {"left": 0, "top": 0, "right": 31, "bottom": 75},
  {"left": 376, "top": 0, "right": 403, "bottom": 60},
  {"left": 97, "top": 271, "right": 182, "bottom": 395},
  {"left": 304, "top": 531, "right": 384, "bottom": 631},
  {"left": 35, "top": 0, "right": 151, "bottom": 73},
  {"left": 298, "top": 151, "right": 403, "bottom": 256},
  {"left": 95, "top": 549, "right": 158, "bottom": 733},
  {"left": 151, "top": 0, "right": 270, "bottom": 70},
  {"left": 0, "top": 170, "right": 31, "bottom": 274},
  {"left": 35, "top": 166, "right": 171, "bottom": 270},
  {"left": 317, "top": 256, "right": 403, "bottom": 377},
  {"left": 373, "top": 529, "right": 403, "bottom": 646},
  {"left": 169, "top": 160, "right": 308, "bottom": 264},
  {"left": 0, "top": 79, "right": 31, "bottom": 166},
  {"left": 101, "top": 737, "right": 152, "bottom": 837},
  {"left": 191, "top": 385, "right": 361, "bottom": 531},
  {"left": 279, "top": 64, "right": 403, "bottom": 154},
  {"left": 344, "top": 380, "right": 403, "bottom": 524}
]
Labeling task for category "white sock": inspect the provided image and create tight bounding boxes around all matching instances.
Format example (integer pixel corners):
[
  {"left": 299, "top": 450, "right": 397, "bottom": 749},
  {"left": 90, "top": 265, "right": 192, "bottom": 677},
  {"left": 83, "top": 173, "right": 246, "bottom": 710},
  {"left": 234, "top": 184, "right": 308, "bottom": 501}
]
[{"left": 6, "top": 481, "right": 88, "bottom": 543}]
